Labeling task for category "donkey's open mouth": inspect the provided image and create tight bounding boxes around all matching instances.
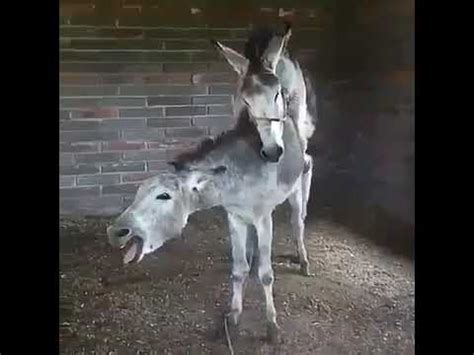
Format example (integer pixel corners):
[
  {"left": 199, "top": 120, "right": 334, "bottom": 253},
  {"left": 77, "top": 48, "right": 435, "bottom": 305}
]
[{"left": 121, "top": 235, "right": 144, "bottom": 264}]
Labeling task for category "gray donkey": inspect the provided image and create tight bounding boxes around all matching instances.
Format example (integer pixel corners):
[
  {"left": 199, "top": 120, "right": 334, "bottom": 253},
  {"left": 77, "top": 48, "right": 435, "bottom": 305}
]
[
  {"left": 212, "top": 22, "right": 318, "bottom": 221},
  {"left": 107, "top": 109, "right": 310, "bottom": 341}
]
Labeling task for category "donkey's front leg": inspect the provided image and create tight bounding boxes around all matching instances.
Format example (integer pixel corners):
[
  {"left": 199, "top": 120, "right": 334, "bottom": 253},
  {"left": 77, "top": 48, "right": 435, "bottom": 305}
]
[
  {"left": 227, "top": 212, "right": 251, "bottom": 326},
  {"left": 254, "top": 213, "right": 280, "bottom": 342}
]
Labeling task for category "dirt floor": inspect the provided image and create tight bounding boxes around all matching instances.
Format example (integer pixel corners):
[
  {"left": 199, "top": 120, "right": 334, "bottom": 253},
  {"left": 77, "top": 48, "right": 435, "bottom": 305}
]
[{"left": 59, "top": 204, "right": 414, "bottom": 354}]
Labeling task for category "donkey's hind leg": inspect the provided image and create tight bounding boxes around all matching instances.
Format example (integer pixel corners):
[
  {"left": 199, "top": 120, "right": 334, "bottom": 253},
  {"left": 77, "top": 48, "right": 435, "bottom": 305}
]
[
  {"left": 288, "top": 181, "right": 312, "bottom": 276},
  {"left": 301, "top": 153, "right": 313, "bottom": 221}
]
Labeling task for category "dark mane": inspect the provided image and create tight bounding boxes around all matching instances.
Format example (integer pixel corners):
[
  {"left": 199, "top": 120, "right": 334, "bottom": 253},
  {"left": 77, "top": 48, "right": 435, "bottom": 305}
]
[
  {"left": 173, "top": 110, "right": 260, "bottom": 167},
  {"left": 244, "top": 24, "right": 292, "bottom": 72}
]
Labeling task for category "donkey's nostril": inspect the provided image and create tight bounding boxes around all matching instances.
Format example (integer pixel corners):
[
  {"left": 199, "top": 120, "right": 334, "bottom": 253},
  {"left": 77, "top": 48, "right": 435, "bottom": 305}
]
[
  {"left": 260, "top": 147, "right": 283, "bottom": 163},
  {"left": 116, "top": 228, "right": 131, "bottom": 238},
  {"left": 276, "top": 146, "right": 283, "bottom": 157}
]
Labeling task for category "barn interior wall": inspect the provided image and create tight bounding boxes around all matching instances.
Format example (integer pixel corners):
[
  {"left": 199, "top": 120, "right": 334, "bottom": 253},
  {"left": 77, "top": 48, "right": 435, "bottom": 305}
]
[{"left": 59, "top": 0, "right": 414, "bottom": 254}]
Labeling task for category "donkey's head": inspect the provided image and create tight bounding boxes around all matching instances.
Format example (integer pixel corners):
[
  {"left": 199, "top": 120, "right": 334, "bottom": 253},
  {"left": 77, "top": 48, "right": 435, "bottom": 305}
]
[
  {"left": 106, "top": 164, "right": 226, "bottom": 264},
  {"left": 212, "top": 25, "right": 292, "bottom": 163}
]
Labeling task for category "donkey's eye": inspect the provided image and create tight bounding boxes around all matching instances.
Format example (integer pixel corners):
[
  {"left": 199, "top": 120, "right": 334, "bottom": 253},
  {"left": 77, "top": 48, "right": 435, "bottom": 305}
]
[
  {"left": 274, "top": 92, "right": 279, "bottom": 102},
  {"left": 242, "top": 98, "right": 250, "bottom": 107},
  {"left": 156, "top": 193, "right": 171, "bottom": 200}
]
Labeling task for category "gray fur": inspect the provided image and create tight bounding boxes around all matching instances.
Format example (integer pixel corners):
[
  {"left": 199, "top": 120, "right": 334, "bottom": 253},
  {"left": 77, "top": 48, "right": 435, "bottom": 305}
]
[
  {"left": 107, "top": 110, "right": 308, "bottom": 338},
  {"left": 213, "top": 24, "right": 317, "bottom": 161},
  {"left": 213, "top": 23, "right": 316, "bottom": 272},
  {"left": 106, "top": 24, "right": 316, "bottom": 341}
]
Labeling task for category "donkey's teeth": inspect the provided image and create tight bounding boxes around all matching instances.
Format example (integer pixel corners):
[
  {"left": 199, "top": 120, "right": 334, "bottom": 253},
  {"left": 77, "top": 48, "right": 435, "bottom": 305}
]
[{"left": 123, "top": 243, "right": 137, "bottom": 264}]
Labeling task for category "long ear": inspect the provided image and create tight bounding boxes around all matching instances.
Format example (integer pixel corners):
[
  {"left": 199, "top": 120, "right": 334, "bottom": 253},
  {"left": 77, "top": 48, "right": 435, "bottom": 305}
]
[
  {"left": 261, "top": 25, "right": 292, "bottom": 72},
  {"left": 211, "top": 40, "right": 249, "bottom": 76}
]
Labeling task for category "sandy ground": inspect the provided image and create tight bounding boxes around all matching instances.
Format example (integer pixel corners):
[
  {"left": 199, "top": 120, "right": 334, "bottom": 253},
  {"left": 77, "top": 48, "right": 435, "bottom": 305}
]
[{"left": 59, "top": 204, "right": 414, "bottom": 354}]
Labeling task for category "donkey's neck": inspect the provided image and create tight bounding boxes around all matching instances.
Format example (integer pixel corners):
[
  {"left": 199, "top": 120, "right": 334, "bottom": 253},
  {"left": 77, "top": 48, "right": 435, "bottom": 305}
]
[{"left": 195, "top": 113, "right": 305, "bottom": 195}]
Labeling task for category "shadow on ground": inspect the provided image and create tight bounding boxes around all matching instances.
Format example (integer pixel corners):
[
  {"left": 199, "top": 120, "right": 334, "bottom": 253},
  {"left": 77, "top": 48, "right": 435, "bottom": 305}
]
[{"left": 305, "top": 167, "right": 414, "bottom": 261}]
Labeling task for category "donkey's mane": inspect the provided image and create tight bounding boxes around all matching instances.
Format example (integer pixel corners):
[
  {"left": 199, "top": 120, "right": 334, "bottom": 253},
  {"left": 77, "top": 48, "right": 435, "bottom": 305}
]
[
  {"left": 245, "top": 25, "right": 318, "bottom": 132},
  {"left": 244, "top": 24, "right": 293, "bottom": 71},
  {"left": 173, "top": 110, "right": 260, "bottom": 166}
]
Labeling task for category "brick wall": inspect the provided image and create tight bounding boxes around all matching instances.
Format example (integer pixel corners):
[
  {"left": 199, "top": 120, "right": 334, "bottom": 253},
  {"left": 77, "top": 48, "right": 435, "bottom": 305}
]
[
  {"left": 59, "top": 0, "right": 414, "bottom": 229},
  {"left": 59, "top": 1, "right": 329, "bottom": 215}
]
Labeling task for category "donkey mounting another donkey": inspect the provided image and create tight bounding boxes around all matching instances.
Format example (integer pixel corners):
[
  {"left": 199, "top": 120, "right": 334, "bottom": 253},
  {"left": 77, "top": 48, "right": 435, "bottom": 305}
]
[{"left": 106, "top": 22, "right": 318, "bottom": 342}]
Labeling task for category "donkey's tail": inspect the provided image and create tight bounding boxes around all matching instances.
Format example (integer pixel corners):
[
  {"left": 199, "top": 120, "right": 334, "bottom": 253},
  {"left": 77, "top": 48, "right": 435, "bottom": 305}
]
[
  {"left": 246, "top": 225, "right": 259, "bottom": 277},
  {"left": 302, "top": 68, "right": 319, "bottom": 140}
]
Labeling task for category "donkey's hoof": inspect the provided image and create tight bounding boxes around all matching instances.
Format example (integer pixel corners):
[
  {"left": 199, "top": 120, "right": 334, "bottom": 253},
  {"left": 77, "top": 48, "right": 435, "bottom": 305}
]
[
  {"left": 224, "top": 312, "right": 240, "bottom": 340},
  {"left": 266, "top": 322, "right": 281, "bottom": 343},
  {"left": 300, "top": 262, "right": 314, "bottom": 277},
  {"left": 226, "top": 309, "right": 241, "bottom": 326}
]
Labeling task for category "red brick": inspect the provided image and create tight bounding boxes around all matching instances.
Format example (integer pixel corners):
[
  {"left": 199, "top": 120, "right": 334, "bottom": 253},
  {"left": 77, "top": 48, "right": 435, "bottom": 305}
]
[
  {"left": 102, "top": 141, "right": 146, "bottom": 151},
  {"left": 147, "top": 118, "right": 191, "bottom": 128},
  {"left": 100, "top": 118, "right": 145, "bottom": 130},
  {"left": 165, "top": 106, "right": 206, "bottom": 116},
  {"left": 120, "top": 85, "right": 207, "bottom": 96},
  {"left": 60, "top": 186, "right": 100, "bottom": 198},
  {"left": 147, "top": 96, "right": 192, "bottom": 106},
  {"left": 60, "top": 120, "right": 100, "bottom": 130},
  {"left": 163, "top": 40, "right": 209, "bottom": 50},
  {"left": 77, "top": 174, "right": 121, "bottom": 186},
  {"left": 122, "top": 150, "right": 167, "bottom": 162},
  {"left": 162, "top": 63, "right": 208, "bottom": 73},
  {"left": 60, "top": 176, "right": 75, "bottom": 188},
  {"left": 192, "top": 95, "right": 231, "bottom": 105},
  {"left": 60, "top": 164, "right": 99, "bottom": 176},
  {"left": 75, "top": 152, "right": 121, "bottom": 164},
  {"left": 60, "top": 142, "right": 100, "bottom": 153},
  {"left": 60, "top": 153, "right": 75, "bottom": 166},
  {"left": 60, "top": 74, "right": 100, "bottom": 86},
  {"left": 71, "top": 108, "right": 119, "bottom": 119},
  {"left": 208, "top": 105, "right": 232, "bottom": 115},
  {"left": 122, "top": 129, "right": 165, "bottom": 141},
  {"left": 102, "top": 183, "right": 139, "bottom": 195},
  {"left": 60, "top": 130, "right": 119, "bottom": 143},
  {"left": 102, "top": 73, "right": 191, "bottom": 85},
  {"left": 209, "top": 85, "right": 235, "bottom": 95},
  {"left": 60, "top": 4, "right": 95, "bottom": 17},
  {"left": 147, "top": 161, "right": 171, "bottom": 172},
  {"left": 122, "top": 172, "right": 157, "bottom": 182},
  {"left": 60, "top": 110, "right": 71, "bottom": 120},
  {"left": 192, "top": 72, "right": 237, "bottom": 84},
  {"left": 60, "top": 85, "right": 119, "bottom": 96},
  {"left": 165, "top": 127, "right": 208, "bottom": 138},
  {"left": 101, "top": 162, "right": 145, "bottom": 173},
  {"left": 193, "top": 116, "right": 233, "bottom": 129},
  {"left": 142, "top": 73, "right": 191, "bottom": 84}
]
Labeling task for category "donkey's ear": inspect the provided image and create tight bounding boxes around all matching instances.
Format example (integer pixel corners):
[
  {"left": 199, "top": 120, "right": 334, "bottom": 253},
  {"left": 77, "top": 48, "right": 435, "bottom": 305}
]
[
  {"left": 261, "top": 25, "right": 292, "bottom": 72},
  {"left": 211, "top": 40, "right": 249, "bottom": 76}
]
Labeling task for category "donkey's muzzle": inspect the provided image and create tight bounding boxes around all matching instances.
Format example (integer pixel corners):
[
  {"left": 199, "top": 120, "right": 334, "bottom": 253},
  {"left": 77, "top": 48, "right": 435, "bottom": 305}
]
[
  {"left": 107, "top": 225, "right": 133, "bottom": 247},
  {"left": 260, "top": 145, "right": 283, "bottom": 163}
]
